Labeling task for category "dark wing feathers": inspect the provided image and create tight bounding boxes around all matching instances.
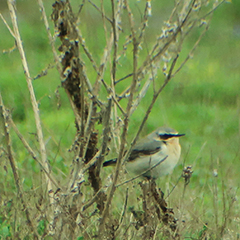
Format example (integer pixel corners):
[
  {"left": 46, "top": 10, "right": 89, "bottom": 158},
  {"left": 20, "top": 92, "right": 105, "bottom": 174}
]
[{"left": 128, "top": 138, "right": 161, "bottom": 161}]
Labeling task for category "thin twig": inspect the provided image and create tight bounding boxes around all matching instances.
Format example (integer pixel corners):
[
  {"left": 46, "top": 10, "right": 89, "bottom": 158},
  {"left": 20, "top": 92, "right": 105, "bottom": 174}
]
[
  {"left": 82, "top": 188, "right": 105, "bottom": 211},
  {"left": 115, "top": 187, "right": 129, "bottom": 236},
  {"left": 129, "top": 76, "right": 152, "bottom": 116},
  {"left": 77, "top": 0, "right": 86, "bottom": 17},
  {"left": 115, "top": 73, "right": 133, "bottom": 85},
  {"left": 138, "top": 0, "right": 151, "bottom": 44},
  {"left": 9, "top": 117, "right": 60, "bottom": 189},
  {"left": 37, "top": 0, "right": 63, "bottom": 78},
  {"left": 172, "top": 23, "right": 210, "bottom": 77},
  {"left": 111, "top": 0, "right": 118, "bottom": 91},
  {"left": 88, "top": 0, "right": 123, "bottom": 31},
  {"left": 201, "top": 0, "right": 226, "bottom": 20},
  {"left": 81, "top": 148, "right": 103, "bottom": 174},
  {"left": 0, "top": 13, "right": 15, "bottom": 37}
]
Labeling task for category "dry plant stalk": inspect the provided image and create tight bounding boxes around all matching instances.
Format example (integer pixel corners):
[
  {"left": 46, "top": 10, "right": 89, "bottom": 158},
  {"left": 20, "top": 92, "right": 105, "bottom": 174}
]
[
  {"left": 0, "top": 0, "right": 228, "bottom": 238},
  {"left": 0, "top": 93, "right": 39, "bottom": 239},
  {"left": 7, "top": 0, "right": 54, "bottom": 206}
]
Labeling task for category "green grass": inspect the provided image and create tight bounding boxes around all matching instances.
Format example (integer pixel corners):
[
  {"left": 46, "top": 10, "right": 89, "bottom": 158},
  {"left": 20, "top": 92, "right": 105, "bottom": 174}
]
[{"left": 0, "top": 0, "right": 240, "bottom": 239}]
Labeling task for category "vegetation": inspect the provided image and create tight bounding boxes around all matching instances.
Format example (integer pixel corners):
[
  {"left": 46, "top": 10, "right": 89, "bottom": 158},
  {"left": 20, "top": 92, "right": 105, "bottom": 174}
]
[{"left": 0, "top": 0, "right": 239, "bottom": 239}]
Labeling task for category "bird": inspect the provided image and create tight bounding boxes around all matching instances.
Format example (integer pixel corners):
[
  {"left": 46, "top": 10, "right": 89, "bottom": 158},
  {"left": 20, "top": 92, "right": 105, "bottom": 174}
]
[{"left": 103, "top": 126, "right": 185, "bottom": 179}]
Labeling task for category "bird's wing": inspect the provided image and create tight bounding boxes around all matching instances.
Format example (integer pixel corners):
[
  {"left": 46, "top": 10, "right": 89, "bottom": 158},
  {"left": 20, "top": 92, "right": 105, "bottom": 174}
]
[
  {"left": 103, "top": 131, "right": 163, "bottom": 165},
  {"left": 128, "top": 138, "right": 162, "bottom": 162}
]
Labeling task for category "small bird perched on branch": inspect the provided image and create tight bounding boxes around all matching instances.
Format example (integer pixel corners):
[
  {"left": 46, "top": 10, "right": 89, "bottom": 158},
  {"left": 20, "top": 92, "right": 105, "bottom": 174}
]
[{"left": 103, "top": 126, "right": 185, "bottom": 179}]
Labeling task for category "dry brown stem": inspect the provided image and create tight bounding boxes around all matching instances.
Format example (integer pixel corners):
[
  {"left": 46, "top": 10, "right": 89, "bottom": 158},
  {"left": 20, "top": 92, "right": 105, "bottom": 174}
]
[
  {"left": 0, "top": 92, "right": 39, "bottom": 239},
  {"left": 7, "top": 0, "right": 53, "bottom": 203}
]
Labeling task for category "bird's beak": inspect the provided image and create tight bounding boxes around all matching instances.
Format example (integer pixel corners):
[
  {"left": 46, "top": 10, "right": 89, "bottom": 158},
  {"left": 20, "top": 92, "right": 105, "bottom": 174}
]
[{"left": 175, "top": 133, "right": 185, "bottom": 137}]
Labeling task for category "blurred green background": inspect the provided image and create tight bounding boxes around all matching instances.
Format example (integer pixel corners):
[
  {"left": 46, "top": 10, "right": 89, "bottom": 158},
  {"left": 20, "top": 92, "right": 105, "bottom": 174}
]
[{"left": 0, "top": 0, "right": 240, "bottom": 238}]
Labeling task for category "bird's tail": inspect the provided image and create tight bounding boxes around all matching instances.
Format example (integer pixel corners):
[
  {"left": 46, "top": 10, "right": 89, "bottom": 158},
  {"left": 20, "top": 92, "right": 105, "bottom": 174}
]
[{"left": 103, "top": 158, "right": 117, "bottom": 167}]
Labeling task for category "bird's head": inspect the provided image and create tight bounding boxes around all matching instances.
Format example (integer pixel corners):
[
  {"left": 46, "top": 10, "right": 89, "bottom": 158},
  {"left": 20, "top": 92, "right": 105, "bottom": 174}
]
[{"left": 155, "top": 127, "right": 185, "bottom": 142}]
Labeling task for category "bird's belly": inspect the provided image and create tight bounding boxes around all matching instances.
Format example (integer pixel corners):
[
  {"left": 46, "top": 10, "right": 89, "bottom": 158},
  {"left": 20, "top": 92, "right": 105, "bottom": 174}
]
[{"left": 126, "top": 152, "right": 179, "bottom": 179}]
